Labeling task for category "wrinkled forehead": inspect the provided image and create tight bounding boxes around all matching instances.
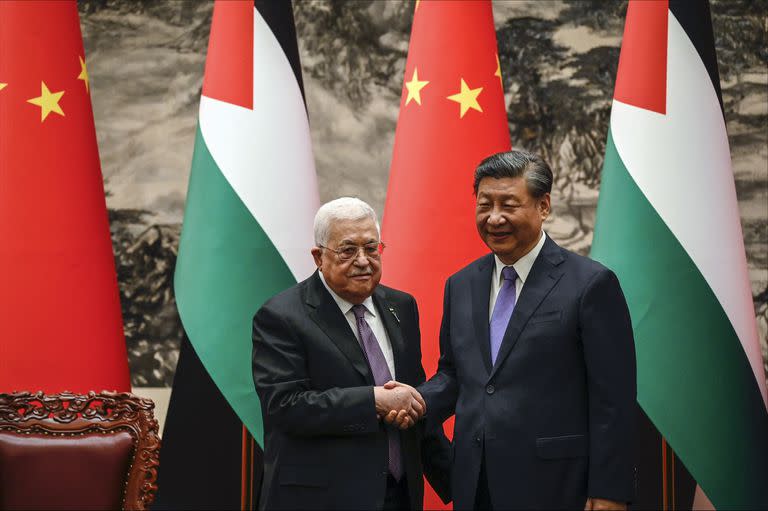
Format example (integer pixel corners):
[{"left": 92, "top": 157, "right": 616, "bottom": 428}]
[
  {"left": 327, "top": 217, "right": 380, "bottom": 245},
  {"left": 476, "top": 176, "right": 530, "bottom": 201}
]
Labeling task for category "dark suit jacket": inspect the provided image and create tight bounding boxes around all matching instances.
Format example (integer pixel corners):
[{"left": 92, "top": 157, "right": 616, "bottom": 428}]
[
  {"left": 252, "top": 271, "right": 451, "bottom": 510},
  {"left": 420, "top": 236, "right": 636, "bottom": 510}
]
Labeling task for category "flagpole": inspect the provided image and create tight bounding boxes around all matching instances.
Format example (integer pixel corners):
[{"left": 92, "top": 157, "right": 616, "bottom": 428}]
[
  {"left": 662, "top": 438, "right": 668, "bottom": 511},
  {"left": 241, "top": 425, "right": 248, "bottom": 510},
  {"left": 250, "top": 433, "right": 256, "bottom": 509}
]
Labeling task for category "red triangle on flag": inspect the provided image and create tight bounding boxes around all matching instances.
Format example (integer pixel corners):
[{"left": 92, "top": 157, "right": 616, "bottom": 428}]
[
  {"left": 614, "top": 0, "right": 669, "bottom": 114},
  {"left": 201, "top": 0, "right": 254, "bottom": 109}
]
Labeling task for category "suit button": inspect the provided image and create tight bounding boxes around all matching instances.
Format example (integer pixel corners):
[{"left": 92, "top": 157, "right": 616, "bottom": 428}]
[
  {"left": 474, "top": 437, "right": 481, "bottom": 445},
  {"left": 486, "top": 384, "right": 495, "bottom": 395}
]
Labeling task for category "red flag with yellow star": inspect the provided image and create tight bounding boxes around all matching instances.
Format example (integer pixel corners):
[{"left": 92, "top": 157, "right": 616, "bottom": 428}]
[
  {"left": 0, "top": 0, "right": 130, "bottom": 394},
  {"left": 381, "top": 1, "right": 510, "bottom": 508}
]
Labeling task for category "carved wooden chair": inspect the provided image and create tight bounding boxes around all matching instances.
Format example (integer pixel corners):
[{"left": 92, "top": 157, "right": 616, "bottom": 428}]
[{"left": 0, "top": 391, "right": 160, "bottom": 510}]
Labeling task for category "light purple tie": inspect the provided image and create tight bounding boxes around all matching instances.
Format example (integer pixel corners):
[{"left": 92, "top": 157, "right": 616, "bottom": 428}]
[
  {"left": 351, "top": 304, "right": 403, "bottom": 481},
  {"left": 490, "top": 266, "right": 518, "bottom": 366}
]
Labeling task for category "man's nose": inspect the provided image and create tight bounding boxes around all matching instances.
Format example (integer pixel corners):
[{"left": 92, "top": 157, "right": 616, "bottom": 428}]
[
  {"left": 488, "top": 209, "right": 506, "bottom": 225},
  {"left": 353, "top": 249, "right": 369, "bottom": 265}
]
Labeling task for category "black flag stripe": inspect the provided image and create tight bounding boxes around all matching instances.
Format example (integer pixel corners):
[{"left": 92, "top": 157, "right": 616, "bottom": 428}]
[
  {"left": 256, "top": 0, "right": 306, "bottom": 103},
  {"left": 153, "top": 337, "right": 250, "bottom": 510},
  {"left": 154, "top": 2, "right": 308, "bottom": 508},
  {"left": 669, "top": 0, "right": 725, "bottom": 115}
]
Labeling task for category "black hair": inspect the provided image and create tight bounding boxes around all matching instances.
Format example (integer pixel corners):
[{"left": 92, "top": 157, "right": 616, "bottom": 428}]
[{"left": 473, "top": 150, "right": 553, "bottom": 198}]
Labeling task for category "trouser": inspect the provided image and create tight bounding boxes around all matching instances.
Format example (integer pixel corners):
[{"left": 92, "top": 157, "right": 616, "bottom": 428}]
[
  {"left": 474, "top": 455, "right": 493, "bottom": 511},
  {"left": 382, "top": 473, "right": 410, "bottom": 511}
]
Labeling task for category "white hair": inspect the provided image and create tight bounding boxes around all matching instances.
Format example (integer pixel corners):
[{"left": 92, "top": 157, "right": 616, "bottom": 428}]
[{"left": 313, "top": 197, "right": 380, "bottom": 246}]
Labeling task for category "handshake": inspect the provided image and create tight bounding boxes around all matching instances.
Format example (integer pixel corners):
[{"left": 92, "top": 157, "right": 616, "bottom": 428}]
[{"left": 373, "top": 380, "right": 426, "bottom": 430}]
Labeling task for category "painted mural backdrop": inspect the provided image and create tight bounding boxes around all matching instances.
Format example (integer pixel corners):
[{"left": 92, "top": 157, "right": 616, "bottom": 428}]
[{"left": 78, "top": 0, "right": 767, "bottom": 388}]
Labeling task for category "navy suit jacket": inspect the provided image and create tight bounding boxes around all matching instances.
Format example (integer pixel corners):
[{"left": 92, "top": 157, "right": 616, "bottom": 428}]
[
  {"left": 252, "top": 272, "right": 451, "bottom": 510},
  {"left": 420, "top": 236, "right": 636, "bottom": 510}
]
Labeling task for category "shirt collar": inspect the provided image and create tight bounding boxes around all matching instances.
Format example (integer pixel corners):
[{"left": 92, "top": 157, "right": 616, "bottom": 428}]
[
  {"left": 493, "top": 230, "right": 547, "bottom": 285},
  {"left": 318, "top": 271, "right": 376, "bottom": 316}
]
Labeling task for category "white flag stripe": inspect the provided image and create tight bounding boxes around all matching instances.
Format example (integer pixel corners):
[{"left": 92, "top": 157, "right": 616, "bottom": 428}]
[
  {"left": 199, "top": 7, "right": 320, "bottom": 282},
  {"left": 611, "top": 10, "right": 766, "bottom": 406}
]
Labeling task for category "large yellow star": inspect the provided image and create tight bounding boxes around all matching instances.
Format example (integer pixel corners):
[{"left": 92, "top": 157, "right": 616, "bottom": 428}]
[
  {"left": 78, "top": 56, "right": 89, "bottom": 93},
  {"left": 0, "top": 83, "right": 6, "bottom": 92},
  {"left": 27, "top": 81, "right": 65, "bottom": 122},
  {"left": 404, "top": 68, "right": 429, "bottom": 106},
  {"left": 495, "top": 54, "right": 503, "bottom": 85},
  {"left": 446, "top": 78, "right": 483, "bottom": 118}
]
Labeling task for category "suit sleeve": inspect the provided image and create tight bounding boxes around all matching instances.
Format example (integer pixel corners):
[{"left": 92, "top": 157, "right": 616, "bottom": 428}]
[
  {"left": 410, "top": 296, "right": 453, "bottom": 504},
  {"left": 252, "top": 302, "right": 379, "bottom": 437},
  {"left": 418, "top": 277, "right": 459, "bottom": 427},
  {"left": 580, "top": 268, "right": 637, "bottom": 502}
]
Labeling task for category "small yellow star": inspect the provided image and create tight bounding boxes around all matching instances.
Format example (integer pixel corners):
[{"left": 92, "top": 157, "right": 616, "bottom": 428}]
[
  {"left": 0, "top": 83, "right": 7, "bottom": 92},
  {"left": 27, "top": 81, "right": 65, "bottom": 122},
  {"left": 447, "top": 78, "right": 483, "bottom": 118},
  {"left": 415, "top": 0, "right": 420, "bottom": 11},
  {"left": 78, "top": 56, "right": 89, "bottom": 93},
  {"left": 404, "top": 68, "right": 429, "bottom": 106},
  {"left": 495, "top": 54, "right": 503, "bottom": 85}
]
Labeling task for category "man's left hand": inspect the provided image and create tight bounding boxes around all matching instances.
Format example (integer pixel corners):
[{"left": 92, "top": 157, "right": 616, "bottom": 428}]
[
  {"left": 584, "top": 498, "right": 627, "bottom": 510},
  {"left": 378, "top": 381, "right": 426, "bottom": 429}
]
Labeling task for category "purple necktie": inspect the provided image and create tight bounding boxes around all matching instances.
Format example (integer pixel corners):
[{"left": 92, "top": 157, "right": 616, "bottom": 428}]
[
  {"left": 351, "top": 304, "right": 403, "bottom": 481},
  {"left": 490, "top": 266, "right": 518, "bottom": 366}
]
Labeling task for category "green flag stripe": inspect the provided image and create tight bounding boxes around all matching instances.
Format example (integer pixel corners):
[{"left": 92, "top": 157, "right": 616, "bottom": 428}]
[
  {"left": 174, "top": 125, "right": 296, "bottom": 445},
  {"left": 592, "top": 129, "right": 768, "bottom": 509}
]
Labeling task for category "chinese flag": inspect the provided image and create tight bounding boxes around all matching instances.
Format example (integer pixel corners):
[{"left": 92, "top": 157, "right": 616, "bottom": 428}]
[
  {"left": 0, "top": 1, "right": 130, "bottom": 393},
  {"left": 381, "top": 1, "right": 510, "bottom": 508}
]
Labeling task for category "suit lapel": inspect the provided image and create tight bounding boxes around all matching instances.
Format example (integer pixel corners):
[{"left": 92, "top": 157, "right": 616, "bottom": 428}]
[
  {"left": 471, "top": 254, "right": 495, "bottom": 374},
  {"left": 305, "top": 272, "right": 373, "bottom": 384},
  {"left": 372, "top": 288, "right": 407, "bottom": 380},
  {"left": 489, "top": 237, "right": 565, "bottom": 381}
]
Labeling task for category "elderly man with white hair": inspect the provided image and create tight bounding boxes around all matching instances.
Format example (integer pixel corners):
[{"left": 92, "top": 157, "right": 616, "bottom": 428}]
[{"left": 252, "top": 197, "right": 452, "bottom": 511}]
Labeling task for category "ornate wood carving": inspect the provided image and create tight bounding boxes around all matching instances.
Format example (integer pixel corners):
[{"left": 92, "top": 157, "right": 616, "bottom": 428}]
[{"left": 0, "top": 391, "right": 161, "bottom": 511}]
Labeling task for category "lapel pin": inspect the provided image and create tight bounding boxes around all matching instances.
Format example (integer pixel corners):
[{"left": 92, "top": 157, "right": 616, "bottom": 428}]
[{"left": 388, "top": 307, "right": 400, "bottom": 324}]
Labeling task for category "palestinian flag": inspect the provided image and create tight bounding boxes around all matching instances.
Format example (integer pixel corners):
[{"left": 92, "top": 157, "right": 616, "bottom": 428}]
[
  {"left": 153, "top": 1, "right": 319, "bottom": 508},
  {"left": 0, "top": 0, "right": 129, "bottom": 394},
  {"left": 591, "top": 1, "right": 768, "bottom": 509},
  {"left": 381, "top": 1, "right": 510, "bottom": 508}
]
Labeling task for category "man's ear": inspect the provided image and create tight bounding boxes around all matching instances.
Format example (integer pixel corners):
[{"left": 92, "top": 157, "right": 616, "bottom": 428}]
[
  {"left": 311, "top": 247, "right": 323, "bottom": 270},
  {"left": 539, "top": 193, "right": 551, "bottom": 219}
]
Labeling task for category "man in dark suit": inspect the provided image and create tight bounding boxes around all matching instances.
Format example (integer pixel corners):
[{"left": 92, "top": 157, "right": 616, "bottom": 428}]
[
  {"left": 252, "top": 197, "right": 451, "bottom": 510},
  {"left": 416, "top": 150, "right": 636, "bottom": 510}
]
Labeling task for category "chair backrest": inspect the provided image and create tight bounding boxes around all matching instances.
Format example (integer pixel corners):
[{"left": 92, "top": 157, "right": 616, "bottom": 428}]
[{"left": 0, "top": 391, "right": 160, "bottom": 511}]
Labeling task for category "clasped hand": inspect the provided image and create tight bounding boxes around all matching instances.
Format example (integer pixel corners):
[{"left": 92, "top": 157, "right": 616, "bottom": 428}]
[{"left": 373, "top": 380, "right": 426, "bottom": 430}]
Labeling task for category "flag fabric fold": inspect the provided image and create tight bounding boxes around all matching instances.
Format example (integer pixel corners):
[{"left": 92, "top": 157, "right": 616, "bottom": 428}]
[
  {"left": 381, "top": 1, "right": 510, "bottom": 508},
  {"left": 591, "top": 1, "right": 768, "bottom": 509},
  {"left": 0, "top": 0, "right": 129, "bottom": 394},
  {"left": 155, "top": 1, "right": 319, "bottom": 508}
]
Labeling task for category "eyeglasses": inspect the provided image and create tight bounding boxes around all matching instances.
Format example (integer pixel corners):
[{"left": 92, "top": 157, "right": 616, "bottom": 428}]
[{"left": 319, "top": 242, "right": 386, "bottom": 261}]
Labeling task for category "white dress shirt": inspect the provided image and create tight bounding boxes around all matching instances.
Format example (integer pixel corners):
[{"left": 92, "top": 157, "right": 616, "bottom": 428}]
[
  {"left": 489, "top": 231, "right": 547, "bottom": 320},
  {"left": 318, "top": 272, "right": 396, "bottom": 378}
]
